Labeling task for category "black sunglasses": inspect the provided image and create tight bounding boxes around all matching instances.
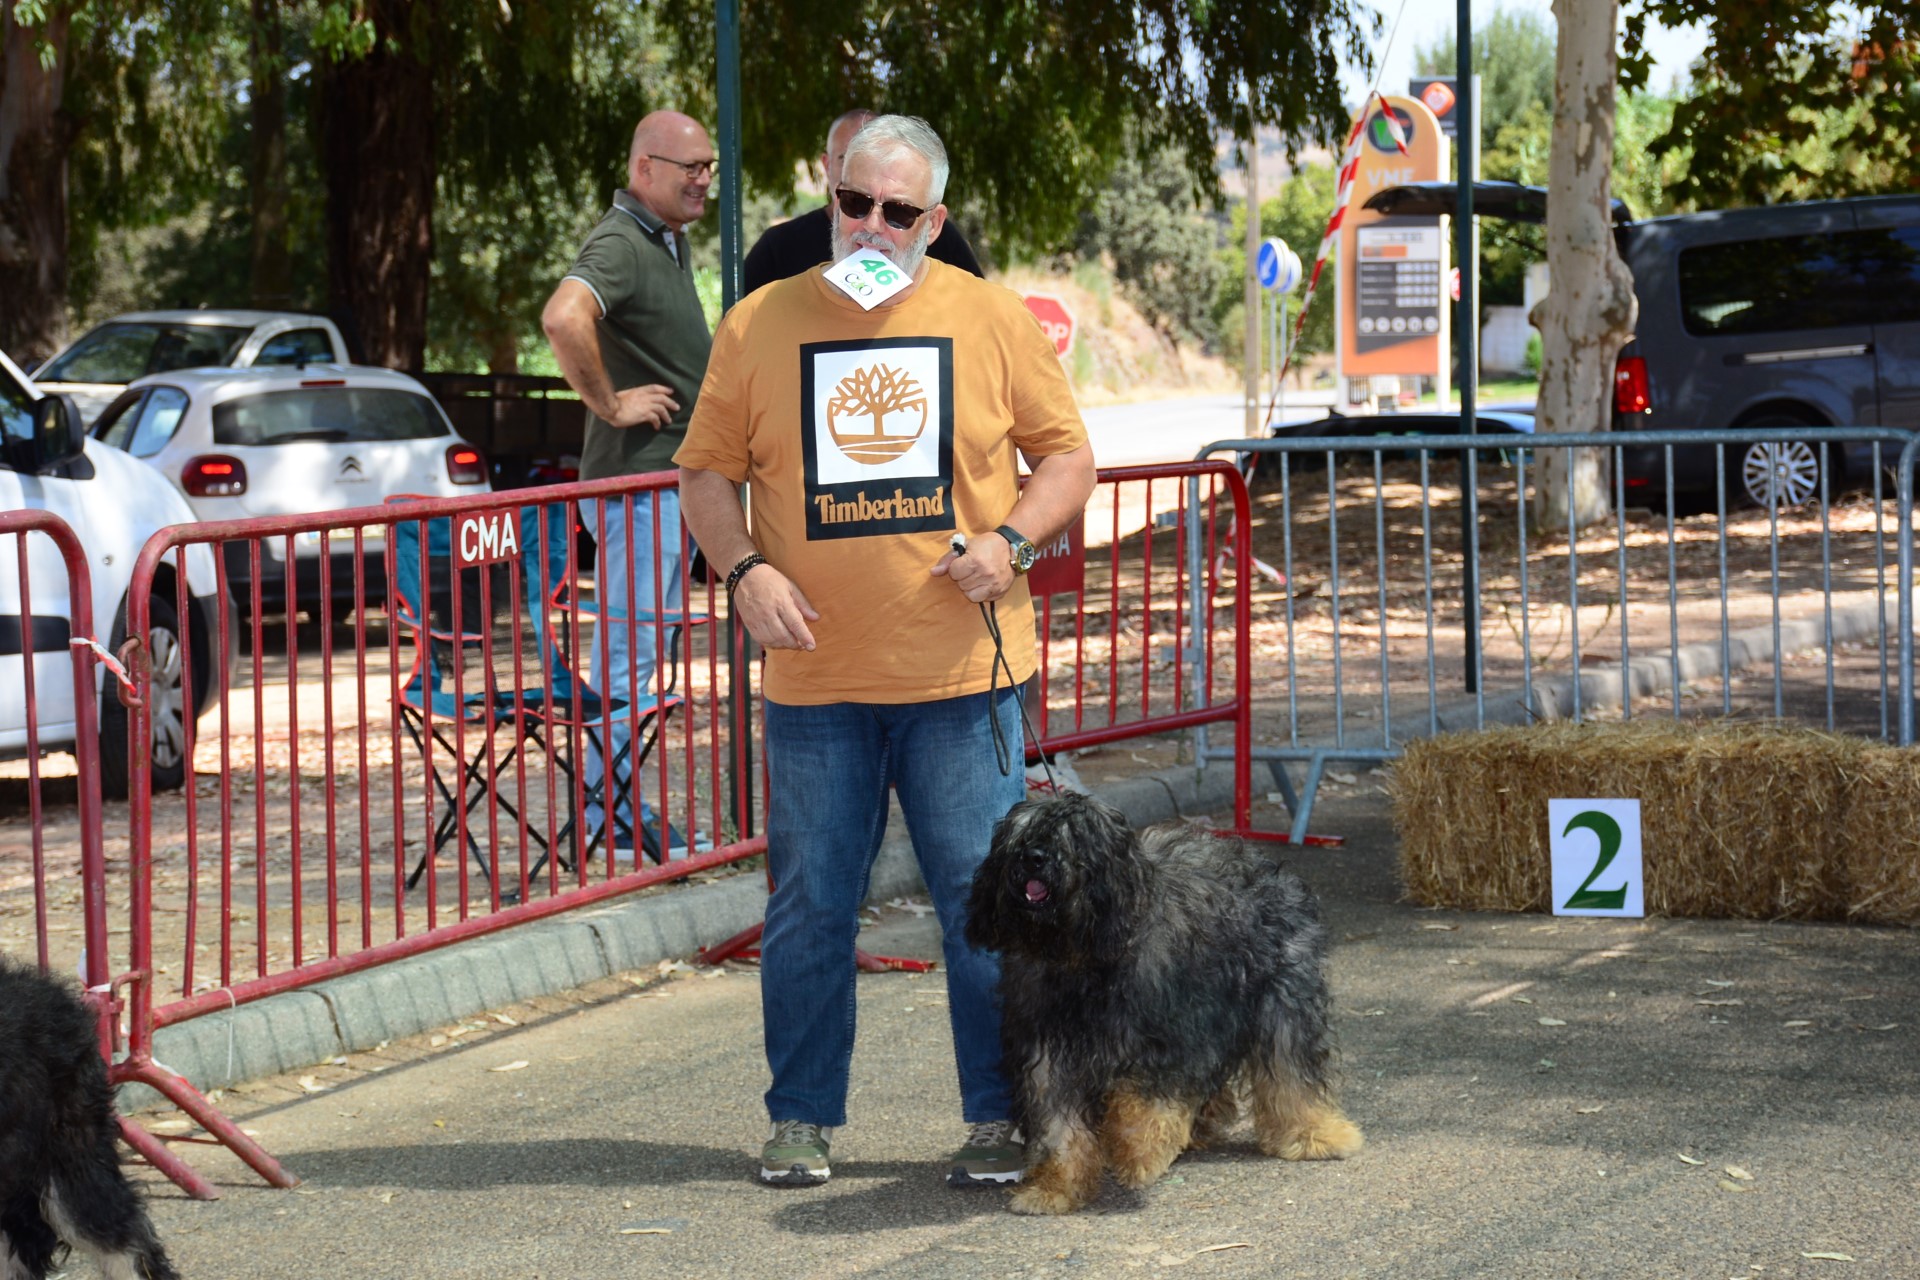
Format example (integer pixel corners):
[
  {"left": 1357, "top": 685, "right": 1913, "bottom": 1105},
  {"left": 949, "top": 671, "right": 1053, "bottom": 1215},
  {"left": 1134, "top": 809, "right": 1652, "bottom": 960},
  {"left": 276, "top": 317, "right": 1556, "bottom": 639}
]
[{"left": 834, "top": 187, "right": 928, "bottom": 231}]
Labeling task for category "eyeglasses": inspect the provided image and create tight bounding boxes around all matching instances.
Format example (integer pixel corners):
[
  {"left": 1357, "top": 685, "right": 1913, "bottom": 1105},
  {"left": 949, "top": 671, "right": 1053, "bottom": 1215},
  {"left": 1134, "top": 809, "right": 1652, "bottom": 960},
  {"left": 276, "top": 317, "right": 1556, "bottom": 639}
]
[
  {"left": 835, "top": 187, "right": 928, "bottom": 231},
  {"left": 649, "top": 154, "right": 715, "bottom": 180}
]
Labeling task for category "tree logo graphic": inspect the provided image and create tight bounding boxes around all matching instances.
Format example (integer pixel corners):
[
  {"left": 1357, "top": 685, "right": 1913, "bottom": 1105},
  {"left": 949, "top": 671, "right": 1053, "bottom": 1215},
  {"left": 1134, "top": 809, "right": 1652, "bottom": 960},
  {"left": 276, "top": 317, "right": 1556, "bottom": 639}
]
[{"left": 825, "top": 363, "right": 929, "bottom": 464}]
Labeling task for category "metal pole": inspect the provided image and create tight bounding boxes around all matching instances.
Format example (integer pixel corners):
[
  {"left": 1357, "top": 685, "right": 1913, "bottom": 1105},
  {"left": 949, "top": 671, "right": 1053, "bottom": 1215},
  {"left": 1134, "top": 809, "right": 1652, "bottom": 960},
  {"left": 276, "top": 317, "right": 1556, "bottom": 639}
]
[
  {"left": 715, "top": 0, "right": 754, "bottom": 835},
  {"left": 1456, "top": 0, "right": 1480, "bottom": 692},
  {"left": 1268, "top": 290, "right": 1278, "bottom": 404},
  {"left": 1244, "top": 135, "right": 1261, "bottom": 439},
  {"left": 1278, "top": 296, "right": 1289, "bottom": 427}
]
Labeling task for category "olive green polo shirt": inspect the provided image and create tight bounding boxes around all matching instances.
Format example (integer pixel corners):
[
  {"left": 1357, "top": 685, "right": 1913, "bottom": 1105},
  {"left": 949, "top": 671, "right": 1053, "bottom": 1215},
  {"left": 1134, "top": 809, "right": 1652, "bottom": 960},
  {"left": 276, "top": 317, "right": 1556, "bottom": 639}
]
[{"left": 562, "top": 189, "right": 712, "bottom": 479}]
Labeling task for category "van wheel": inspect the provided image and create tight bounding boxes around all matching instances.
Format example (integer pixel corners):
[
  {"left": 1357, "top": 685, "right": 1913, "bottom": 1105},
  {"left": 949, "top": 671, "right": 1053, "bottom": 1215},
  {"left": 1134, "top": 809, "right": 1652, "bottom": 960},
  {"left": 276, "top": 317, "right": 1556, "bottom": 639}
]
[
  {"left": 100, "top": 593, "right": 188, "bottom": 801},
  {"left": 1737, "top": 413, "right": 1825, "bottom": 508}
]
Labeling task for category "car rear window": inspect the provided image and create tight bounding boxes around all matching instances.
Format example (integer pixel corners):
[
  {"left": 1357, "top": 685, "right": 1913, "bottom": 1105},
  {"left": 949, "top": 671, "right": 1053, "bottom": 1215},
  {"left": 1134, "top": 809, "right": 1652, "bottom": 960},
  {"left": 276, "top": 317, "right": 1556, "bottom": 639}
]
[
  {"left": 39, "top": 323, "right": 250, "bottom": 383},
  {"left": 213, "top": 388, "right": 447, "bottom": 446}
]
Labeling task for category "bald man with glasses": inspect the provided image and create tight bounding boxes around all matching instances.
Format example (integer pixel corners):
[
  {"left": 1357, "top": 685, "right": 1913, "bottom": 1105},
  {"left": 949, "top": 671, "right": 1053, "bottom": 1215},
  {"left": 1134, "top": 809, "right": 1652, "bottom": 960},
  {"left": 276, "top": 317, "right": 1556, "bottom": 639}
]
[
  {"left": 539, "top": 109, "right": 716, "bottom": 862},
  {"left": 742, "top": 107, "right": 984, "bottom": 296}
]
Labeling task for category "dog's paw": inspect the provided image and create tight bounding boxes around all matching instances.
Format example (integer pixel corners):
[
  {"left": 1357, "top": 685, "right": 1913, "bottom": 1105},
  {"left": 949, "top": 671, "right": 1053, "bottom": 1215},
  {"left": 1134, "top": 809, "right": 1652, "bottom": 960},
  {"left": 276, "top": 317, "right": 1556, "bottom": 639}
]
[
  {"left": 1009, "top": 1182, "right": 1083, "bottom": 1215},
  {"left": 1261, "top": 1109, "right": 1364, "bottom": 1161}
]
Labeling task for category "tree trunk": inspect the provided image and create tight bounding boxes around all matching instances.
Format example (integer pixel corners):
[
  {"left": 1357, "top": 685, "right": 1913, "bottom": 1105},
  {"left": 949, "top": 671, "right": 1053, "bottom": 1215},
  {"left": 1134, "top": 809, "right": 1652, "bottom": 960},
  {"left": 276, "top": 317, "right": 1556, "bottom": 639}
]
[
  {"left": 317, "top": 0, "right": 433, "bottom": 370},
  {"left": 248, "top": 0, "right": 292, "bottom": 309},
  {"left": 1530, "top": 0, "right": 1637, "bottom": 531},
  {"left": 0, "top": 1, "right": 71, "bottom": 363}
]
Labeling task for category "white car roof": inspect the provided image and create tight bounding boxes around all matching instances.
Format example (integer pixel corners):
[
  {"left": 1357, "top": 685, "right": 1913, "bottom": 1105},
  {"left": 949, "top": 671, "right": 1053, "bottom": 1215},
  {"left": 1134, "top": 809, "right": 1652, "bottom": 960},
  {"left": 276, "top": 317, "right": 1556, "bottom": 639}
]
[
  {"left": 128, "top": 364, "right": 435, "bottom": 400},
  {"left": 99, "top": 310, "right": 335, "bottom": 328}
]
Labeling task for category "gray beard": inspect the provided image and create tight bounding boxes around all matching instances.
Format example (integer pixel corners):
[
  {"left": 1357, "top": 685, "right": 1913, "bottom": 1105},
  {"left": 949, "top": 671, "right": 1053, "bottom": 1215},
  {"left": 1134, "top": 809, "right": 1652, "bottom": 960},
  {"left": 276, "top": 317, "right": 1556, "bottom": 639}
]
[{"left": 831, "top": 219, "right": 933, "bottom": 281}]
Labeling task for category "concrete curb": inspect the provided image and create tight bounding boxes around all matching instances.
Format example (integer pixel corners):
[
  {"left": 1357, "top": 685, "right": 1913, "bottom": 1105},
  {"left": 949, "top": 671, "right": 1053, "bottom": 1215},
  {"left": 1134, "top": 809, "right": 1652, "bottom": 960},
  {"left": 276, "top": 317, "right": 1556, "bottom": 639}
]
[
  {"left": 1427, "top": 597, "right": 1908, "bottom": 733},
  {"left": 119, "top": 762, "right": 1238, "bottom": 1114}
]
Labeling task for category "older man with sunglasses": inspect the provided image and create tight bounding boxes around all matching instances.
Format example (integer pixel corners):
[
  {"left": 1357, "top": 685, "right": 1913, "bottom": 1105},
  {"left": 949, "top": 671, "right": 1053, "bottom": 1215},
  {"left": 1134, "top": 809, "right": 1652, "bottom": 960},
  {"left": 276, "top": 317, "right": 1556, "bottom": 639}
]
[
  {"left": 540, "top": 110, "right": 715, "bottom": 861},
  {"left": 678, "top": 114, "right": 1096, "bottom": 1193},
  {"left": 741, "top": 107, "right": 984, "bottom": 295}
]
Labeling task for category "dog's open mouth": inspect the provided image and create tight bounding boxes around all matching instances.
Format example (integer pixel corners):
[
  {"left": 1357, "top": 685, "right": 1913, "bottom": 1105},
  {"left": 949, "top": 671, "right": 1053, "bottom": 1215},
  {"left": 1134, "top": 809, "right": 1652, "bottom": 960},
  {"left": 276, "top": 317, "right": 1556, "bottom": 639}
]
[{"left": 1023, "top": 878, "right": 1051, "bottom": 905}]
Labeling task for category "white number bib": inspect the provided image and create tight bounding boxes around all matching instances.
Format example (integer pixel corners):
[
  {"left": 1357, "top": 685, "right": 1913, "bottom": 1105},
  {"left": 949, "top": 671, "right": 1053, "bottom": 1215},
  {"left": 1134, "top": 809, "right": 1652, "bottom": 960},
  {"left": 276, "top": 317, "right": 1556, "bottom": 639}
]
[{"left": 823, "top": 251, "right": 913, "bottom": 310}]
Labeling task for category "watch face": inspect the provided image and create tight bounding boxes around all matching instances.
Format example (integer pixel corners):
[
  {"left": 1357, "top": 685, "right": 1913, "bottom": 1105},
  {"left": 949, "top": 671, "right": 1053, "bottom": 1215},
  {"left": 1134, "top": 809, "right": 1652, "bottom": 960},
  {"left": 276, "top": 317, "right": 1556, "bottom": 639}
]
[{"left": 1014, "top": 540, "right": 1037, "bottom": 571}]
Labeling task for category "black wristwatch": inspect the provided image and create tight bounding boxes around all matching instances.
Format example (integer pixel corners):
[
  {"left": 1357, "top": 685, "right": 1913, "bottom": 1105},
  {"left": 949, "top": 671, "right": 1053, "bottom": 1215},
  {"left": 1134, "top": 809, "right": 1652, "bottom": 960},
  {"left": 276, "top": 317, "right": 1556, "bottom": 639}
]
[{"left": 995, "top": 525, "right": 1037, "bottom": 575}]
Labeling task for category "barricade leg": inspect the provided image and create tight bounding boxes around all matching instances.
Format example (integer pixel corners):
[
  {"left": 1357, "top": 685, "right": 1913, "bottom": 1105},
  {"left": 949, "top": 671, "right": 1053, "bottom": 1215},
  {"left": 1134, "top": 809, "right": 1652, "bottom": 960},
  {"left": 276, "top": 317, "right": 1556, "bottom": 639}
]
[{"left": 113, "top": 1057, "right": 301, "bottom": 1193}]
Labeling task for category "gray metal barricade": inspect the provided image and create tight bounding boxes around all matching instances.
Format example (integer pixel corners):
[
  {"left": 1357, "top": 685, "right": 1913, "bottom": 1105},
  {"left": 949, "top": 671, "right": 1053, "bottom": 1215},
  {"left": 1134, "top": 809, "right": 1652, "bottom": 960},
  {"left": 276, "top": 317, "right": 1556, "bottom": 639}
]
[{"left": 1182, "top": 427, "right": 1919, "bottom": 841}]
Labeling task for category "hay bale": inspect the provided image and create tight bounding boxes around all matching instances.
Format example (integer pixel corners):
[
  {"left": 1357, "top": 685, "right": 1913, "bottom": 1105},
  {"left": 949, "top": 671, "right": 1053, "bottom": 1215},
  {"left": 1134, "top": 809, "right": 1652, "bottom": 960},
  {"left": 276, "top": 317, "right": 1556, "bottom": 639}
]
[
  {"left": 1390, "top": 721, "right": 1875, "bottom": 922},
  {"left": 1836, "top": 747, "right": 1920, "bottom": 925}
]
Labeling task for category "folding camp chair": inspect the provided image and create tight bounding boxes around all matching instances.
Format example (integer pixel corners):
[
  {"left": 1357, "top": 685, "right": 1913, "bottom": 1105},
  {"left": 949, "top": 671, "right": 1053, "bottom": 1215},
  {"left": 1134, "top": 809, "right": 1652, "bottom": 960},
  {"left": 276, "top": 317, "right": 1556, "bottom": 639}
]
[
  {"left": 508, "top": 498, "right": 707, "bottom": 880},
  {"left": 387, "top": 501, "right": 519, "bottom": 889}
]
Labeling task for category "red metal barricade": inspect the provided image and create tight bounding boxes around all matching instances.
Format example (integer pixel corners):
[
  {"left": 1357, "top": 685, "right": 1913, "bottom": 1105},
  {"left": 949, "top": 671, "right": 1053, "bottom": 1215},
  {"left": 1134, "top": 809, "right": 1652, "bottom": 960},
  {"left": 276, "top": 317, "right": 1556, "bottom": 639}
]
[
  {"left": 0, "top": 511, "right": 187, "bottom": 1190},
  {"left": 100, "top": 461, "right": 1255, "bottom": 1194},
  {"left": 110, "top": 474, "right": 764, "bottom": 1196},
  {"left": 1029, "top": 460, "right": 1254, "bottom": 826}
]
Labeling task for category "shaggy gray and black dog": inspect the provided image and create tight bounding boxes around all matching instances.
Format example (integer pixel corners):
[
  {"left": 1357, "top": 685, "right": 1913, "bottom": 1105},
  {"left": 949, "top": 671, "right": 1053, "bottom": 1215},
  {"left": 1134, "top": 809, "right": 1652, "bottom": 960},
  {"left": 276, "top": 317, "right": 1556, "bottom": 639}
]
[
  {"left": 966, "top": 792, "right": 1362, "bottom": 1215},
  {"left": 0, "top": 957, "right": 178, "bottom": 1279}
]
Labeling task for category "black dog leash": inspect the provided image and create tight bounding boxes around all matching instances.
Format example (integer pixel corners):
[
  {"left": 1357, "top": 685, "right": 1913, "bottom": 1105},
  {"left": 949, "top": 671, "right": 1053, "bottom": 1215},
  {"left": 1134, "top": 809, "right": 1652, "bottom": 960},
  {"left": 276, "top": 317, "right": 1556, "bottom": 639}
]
[{"left": 954, "top": 533, "right": 1059, "bottom": 789}]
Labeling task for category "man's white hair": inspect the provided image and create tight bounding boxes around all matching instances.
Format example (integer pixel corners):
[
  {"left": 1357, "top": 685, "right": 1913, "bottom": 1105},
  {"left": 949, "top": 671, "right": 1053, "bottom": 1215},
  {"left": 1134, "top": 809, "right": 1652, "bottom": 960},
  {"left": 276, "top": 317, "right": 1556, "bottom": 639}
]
[{"left": 842, "top": 114, "right": 949, "bottom": 207}]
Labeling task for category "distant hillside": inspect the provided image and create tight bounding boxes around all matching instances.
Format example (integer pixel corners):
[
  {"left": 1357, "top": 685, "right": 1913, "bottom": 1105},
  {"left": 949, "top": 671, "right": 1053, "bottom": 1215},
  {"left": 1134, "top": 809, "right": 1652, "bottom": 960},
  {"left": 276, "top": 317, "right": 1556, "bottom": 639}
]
[{"left": 993, "top": 265, "right": 1240, "bottom": 406}]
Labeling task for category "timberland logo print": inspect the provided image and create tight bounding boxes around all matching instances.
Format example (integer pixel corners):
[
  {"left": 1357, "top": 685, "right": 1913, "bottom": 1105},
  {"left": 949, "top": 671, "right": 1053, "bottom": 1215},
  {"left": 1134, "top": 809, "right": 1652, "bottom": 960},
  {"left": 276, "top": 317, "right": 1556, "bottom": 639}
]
[{"left": 801, "top": 337, "right": 955, "bottom": 540}]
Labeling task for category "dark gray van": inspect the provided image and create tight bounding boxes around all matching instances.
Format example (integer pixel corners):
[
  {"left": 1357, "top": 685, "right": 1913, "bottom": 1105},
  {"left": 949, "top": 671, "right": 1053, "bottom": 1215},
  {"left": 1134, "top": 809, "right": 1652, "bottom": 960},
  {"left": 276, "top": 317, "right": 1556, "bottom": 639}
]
[{"left": 1365, "top": 182, "right": 1920, "bottom": 507}]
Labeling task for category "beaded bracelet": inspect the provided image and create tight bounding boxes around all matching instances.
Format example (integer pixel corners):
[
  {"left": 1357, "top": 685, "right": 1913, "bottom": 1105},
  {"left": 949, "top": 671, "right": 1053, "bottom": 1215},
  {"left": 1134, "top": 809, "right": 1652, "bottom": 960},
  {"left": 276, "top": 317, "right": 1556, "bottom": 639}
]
[{"left": 725, "top": 552, "right": 768, "bottom": 598}]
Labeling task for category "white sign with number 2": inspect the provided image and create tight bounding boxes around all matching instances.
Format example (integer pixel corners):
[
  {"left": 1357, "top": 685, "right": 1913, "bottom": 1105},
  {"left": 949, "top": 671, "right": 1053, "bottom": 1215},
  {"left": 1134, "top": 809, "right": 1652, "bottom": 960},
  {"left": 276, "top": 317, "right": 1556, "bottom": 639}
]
[
  {"left": 1548, "top": 798, "right": 1645, "bottom": 918},
  {"left": 823, "top": 251, "right": 914, "bottom": 311}
]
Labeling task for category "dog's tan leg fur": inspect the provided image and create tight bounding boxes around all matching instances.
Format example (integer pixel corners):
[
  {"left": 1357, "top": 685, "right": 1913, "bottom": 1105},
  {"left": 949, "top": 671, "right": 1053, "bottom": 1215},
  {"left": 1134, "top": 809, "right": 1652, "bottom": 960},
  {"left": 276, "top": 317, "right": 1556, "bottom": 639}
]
[
  {"left": 1189, "top": 1084, "right": 1239, "bottom": 1150},
  {"left": 1010, "top": 1118, "right": 1103, "bottom": 1215},
  {"left": 1250, "top": 1071, "right": 1363, "bottom": 1160},
  {"left": 1101, "top": 1089, "right": 1196, "bottom": 1188}
]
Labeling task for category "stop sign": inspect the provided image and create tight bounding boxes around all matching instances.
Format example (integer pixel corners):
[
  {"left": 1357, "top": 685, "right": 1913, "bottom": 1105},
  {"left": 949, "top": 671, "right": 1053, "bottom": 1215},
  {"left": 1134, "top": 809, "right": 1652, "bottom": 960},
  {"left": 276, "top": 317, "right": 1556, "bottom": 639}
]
[{"left": 1023, "top": 293, "right": 1076, "bottom": 358}]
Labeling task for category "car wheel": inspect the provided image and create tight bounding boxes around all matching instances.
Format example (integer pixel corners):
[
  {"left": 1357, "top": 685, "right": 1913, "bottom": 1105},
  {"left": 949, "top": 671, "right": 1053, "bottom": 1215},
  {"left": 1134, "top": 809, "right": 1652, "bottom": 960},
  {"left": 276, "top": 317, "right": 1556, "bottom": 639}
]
[
  {"left": 1736, "top": 413, "right": 1827, "bottom": 509},
  {"left": 99, "top": 593, "right": 188, "bottom": 800}
]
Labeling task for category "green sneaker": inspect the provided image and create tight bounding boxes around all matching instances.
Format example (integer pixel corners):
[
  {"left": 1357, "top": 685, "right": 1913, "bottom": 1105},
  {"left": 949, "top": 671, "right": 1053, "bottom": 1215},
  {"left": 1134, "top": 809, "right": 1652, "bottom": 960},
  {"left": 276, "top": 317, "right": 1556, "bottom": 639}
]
[
  {"left": 761, "top": 1120, "right": 832, "bottom": 1186},
  {"left": 947, "top": 1119, "right": 1025, "bottom": 1187}
]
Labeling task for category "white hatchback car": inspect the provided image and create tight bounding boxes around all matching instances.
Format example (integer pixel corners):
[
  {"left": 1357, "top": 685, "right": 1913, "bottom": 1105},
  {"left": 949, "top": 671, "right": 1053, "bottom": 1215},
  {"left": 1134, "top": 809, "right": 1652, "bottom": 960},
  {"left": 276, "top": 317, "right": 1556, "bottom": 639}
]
[
  {"left": 90, "top": 364, "right": 490, "bottom": 621},
  {"left": 30, "top": 310, "right": 351, "bottom": 426},
  {"left": 0, "top": 350, "right": 227, "bottom": 798}
]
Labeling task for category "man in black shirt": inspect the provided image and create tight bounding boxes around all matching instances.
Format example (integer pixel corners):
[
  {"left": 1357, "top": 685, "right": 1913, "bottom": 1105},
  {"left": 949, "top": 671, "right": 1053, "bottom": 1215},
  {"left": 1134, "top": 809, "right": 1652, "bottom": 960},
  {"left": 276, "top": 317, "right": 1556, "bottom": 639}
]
[{"left": 741, "top": 108, "right": 984, "bottom": 295}]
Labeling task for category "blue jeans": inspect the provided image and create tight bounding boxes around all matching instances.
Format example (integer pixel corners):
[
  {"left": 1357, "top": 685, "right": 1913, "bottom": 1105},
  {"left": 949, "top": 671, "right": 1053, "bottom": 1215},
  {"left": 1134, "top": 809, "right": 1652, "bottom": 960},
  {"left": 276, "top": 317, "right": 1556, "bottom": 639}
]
[
  {"left": 760, "top": 688, "right": 1024, "bottom": 1128},
  {"left": 579, "top": 492, "right": 683, "bottom": 842}
]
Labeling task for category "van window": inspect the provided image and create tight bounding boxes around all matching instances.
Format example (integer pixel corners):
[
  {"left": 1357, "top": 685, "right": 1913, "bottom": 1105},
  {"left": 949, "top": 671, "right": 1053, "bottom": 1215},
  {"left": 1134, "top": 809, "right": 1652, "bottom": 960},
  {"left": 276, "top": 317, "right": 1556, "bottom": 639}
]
[
  {"left": 1861, "top": 226, "right": 1920, "bottom": 325},
  {"left": 212, "top": 387, "right": 446, "bottom": 445},
  {"left": 1678, "top": 231, "right": 1874, "bottom": 336}
]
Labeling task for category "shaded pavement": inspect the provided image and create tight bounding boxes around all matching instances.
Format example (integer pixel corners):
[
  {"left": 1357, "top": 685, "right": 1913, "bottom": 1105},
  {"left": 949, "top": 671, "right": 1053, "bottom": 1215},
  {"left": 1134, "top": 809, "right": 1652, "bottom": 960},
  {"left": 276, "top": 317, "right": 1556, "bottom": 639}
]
[{"left": 134, "top": 788, "right": 1920, "bottom": 1279}]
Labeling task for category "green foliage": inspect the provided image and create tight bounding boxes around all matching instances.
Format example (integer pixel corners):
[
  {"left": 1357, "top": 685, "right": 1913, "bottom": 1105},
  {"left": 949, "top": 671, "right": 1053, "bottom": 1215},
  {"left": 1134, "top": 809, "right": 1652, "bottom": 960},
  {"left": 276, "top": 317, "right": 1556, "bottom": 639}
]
[
  {"left": 1623, "top": 1, "right": 1919, "bottom": 207},
  {"left": 663, "top": 0, "right": 1377, "bottom": 258},
  {"left": 1523, "top": 330, "right": 1542, "bottom": 377},
  {"left": 1070, "top": 146, "right": 1226, "bottom": 346}
]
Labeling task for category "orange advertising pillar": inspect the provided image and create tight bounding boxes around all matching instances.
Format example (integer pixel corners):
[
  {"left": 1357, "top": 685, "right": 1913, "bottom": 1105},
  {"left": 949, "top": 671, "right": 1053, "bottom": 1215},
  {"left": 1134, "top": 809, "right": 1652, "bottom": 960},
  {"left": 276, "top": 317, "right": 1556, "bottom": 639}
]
[{"left": 1337, "top": 95, "right": 1450, "bottom": 409}]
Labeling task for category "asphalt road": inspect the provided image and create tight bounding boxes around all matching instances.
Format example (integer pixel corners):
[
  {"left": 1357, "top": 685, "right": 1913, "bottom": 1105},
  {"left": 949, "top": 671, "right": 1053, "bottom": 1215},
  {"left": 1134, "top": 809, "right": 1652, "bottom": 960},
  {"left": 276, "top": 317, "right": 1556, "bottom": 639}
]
[
  {"left": 1078, "top": 392, "right": 1336, "bottom": 468},
  {"left": 135, "top": 790, "right": 1920, "bottom": 1280}
]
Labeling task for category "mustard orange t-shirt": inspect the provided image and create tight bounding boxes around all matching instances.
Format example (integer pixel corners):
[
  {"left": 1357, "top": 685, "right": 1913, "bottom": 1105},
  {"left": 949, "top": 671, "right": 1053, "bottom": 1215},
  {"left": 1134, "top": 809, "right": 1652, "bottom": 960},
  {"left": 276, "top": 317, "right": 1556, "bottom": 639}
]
[{"left": 675, "top": 259, "right": 1088, "bottom": 705}]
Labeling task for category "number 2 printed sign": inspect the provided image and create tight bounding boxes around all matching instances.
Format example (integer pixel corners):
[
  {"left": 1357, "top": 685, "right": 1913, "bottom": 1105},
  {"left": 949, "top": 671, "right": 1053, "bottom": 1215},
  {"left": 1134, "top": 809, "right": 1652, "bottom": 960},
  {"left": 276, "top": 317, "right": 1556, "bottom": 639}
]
[{"left": 1548, "top": 798, "right": 1644, "bottom": 918}]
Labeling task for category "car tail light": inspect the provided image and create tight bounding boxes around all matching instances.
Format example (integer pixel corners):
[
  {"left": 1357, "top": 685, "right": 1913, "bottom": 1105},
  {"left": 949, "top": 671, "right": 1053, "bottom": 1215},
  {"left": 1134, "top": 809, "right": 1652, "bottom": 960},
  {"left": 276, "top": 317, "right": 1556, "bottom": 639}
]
[
  {"left": 299, "top": 378, "right": 347, "bottom": 388},
  {"left": 1613, "top": 355, "right": 1651, "bottom": 416},
  {"left": 182, "top": 455, "right": 247, "bottom": 497},
  {"left": 446, "top": 444, "right": 487, "bottom": 485}
]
